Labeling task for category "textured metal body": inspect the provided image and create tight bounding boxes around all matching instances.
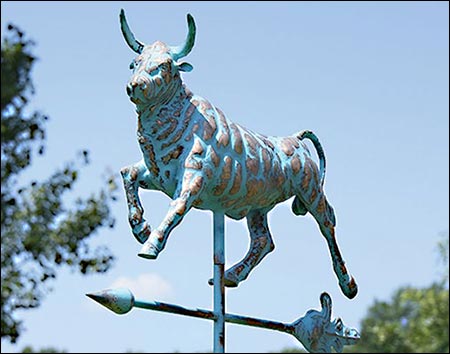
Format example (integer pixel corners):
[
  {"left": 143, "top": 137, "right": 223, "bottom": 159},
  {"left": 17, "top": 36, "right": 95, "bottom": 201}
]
[
  {"left": 86, "top": 288, "right": 360, "bottom": 353},
  {"left": 118, "top": 10, "right": 357, "bottom": 299}
]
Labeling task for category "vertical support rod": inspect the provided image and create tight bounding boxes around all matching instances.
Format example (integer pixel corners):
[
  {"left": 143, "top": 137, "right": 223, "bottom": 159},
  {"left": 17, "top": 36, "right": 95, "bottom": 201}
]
[{"left": 213, "top": 212, "right": 225, "bottom": 353}]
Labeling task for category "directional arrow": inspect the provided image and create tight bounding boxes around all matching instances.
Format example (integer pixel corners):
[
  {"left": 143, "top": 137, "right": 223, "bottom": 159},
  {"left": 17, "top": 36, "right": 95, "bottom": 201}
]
[{"left": 86, "top": 288, "right": 360, "bottom": 353}]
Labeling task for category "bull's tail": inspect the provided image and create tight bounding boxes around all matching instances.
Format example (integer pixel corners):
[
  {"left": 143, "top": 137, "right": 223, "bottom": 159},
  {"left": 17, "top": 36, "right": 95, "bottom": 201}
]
[
  {"left": 297, "top": 130, "right": 326, "bottom": 187},
  {"left": 291, "top": 130, "right": 332, "bottom": 222}
]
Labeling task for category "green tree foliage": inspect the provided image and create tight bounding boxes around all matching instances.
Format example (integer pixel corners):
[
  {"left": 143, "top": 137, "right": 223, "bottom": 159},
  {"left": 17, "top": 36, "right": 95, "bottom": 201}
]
[
  {"left": 349, "top": 235, "right": 449, "bottom": 353},
  {"left": 437, "top": 231, "right": 449, "bottom": 284},
  {"left": 1, "top": 24, "right": 117, "bottom": 343},
  {"left": 351, "top": 283, "right": 449, "bottom": 353}
]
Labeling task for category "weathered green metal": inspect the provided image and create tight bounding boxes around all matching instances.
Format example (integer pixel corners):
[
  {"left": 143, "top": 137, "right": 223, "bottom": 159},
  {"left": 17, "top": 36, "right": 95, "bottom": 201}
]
[
  {"left": 86, "top": 288, "right": 134, "bottom": 315},
  {"left": 101, "top": 9, "right": 362, "bottom": 353},
  {"left": 119, "top": 9, "right": 144, "bottom": 54},
  {"left": 213, "top": 212, "right": 225, "bottom": 353},
  {"left": 86, "top": 288, "right": 360, "bottom": 353},
  {"left": 118, "top": 9, "right": 357, "bottom": 300}
]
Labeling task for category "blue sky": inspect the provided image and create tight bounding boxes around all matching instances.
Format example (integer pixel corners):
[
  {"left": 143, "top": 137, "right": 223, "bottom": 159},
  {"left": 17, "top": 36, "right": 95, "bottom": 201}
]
[{"left": 1, "top": 1, "right": 448, "bottom": 353}]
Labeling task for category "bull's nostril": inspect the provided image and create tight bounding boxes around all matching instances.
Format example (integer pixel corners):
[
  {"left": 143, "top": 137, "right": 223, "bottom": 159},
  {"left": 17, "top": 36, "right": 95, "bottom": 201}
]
[{"left": 127, "top": 82, "right": 137, "bottom": 96}]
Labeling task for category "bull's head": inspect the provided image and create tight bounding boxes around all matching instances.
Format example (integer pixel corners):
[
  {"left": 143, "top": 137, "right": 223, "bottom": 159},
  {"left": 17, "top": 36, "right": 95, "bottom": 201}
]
[
  {"left": 291, "top": 293, "right": 360, "bottom": 353},
  {"left": 120, "top": 9, "right": 195, "bottom": 107}
]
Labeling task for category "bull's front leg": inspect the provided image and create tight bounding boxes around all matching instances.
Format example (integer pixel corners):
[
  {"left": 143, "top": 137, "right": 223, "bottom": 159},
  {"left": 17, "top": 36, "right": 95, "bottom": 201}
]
[
  {"left": 120, "top": 160, "right": 155, "bottom": 244},
  {"left": 138, "top": 170, "right": 205, "bottom": 259}
]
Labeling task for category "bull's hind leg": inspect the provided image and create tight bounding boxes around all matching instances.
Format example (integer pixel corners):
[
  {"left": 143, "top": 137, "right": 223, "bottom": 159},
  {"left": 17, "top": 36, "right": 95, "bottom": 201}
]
[
  {"left": 306, "top": 194, "right": 358, "bottom": 299},
  {"left": 209, "top": 210, "right": 275, "bottom": 287}
]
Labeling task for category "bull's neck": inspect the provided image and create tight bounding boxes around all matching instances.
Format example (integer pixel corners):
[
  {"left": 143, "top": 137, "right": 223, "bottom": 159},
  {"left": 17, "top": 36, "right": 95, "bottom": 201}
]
[{"left": 136, "top": 84, "right": 192, "bottom": 139}]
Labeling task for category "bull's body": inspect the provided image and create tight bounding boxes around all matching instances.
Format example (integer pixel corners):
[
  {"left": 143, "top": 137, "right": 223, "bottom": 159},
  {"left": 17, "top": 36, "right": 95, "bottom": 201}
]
[
  {"left": 119, "top": 11, "right": 357, "bottom": 298},
  {"left": 137, "top": 90, "right": 321, "bottom": 220}
]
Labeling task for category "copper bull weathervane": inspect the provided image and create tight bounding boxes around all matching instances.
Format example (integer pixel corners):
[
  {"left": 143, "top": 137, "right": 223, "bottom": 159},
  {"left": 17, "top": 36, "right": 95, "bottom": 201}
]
[{"left": 87, "top": 10, "right": 360, "bottom": 353}]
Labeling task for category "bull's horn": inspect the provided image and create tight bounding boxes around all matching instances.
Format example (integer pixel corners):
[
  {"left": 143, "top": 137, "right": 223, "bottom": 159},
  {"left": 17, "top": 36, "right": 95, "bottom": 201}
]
[
  {"left": 320, "top": 292, "right": 332, "bottom": 321},
  {"left": 120, "top": 9, "right": 144, "bottom": 54},
  {"left": 172, "top": 14, "right": 196, "bottom": 60}
]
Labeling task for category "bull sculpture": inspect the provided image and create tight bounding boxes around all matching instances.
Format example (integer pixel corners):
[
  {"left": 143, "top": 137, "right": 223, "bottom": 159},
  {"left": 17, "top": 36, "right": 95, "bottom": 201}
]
[{"left": 119, "top": 10, "right": 358, "bottom": 299}]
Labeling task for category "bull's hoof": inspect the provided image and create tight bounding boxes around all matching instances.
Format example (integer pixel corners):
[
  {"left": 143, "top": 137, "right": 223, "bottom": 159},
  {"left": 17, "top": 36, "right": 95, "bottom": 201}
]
[
  {"left": 138, "top": 242, "right": 160, "bottom": 260},
  {"left": 225, "top": 277, "right": 239, "bottom": 287},
  {"left": 341, "top": 276, "right": 358, "bottom": 299},
  {"left": 132, "top": 222, "right": 151, "bottom": 244},
  {"left": 208, "top": 272, "right": 239, "bottom": 288},
  {"left": 134, "top": 233, "right": 149, "bottom": 245},
  {"left": 138, "top": 252, "right": 157, "bottom": 260}
]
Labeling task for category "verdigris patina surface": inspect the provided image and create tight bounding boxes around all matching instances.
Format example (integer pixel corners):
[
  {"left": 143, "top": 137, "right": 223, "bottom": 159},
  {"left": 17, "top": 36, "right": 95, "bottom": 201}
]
[
  {"left": 119, "top": 10, "right": 357, "bottom": 300},
  {"left": 87, "top": 288, "right": 360, "bottom": 353}
]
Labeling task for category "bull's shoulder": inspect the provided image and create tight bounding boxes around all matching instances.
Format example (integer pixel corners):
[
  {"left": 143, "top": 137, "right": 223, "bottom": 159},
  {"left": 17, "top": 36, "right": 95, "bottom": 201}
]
[{"left": 182, "top": 95, "right": 220, "bottom": 143}]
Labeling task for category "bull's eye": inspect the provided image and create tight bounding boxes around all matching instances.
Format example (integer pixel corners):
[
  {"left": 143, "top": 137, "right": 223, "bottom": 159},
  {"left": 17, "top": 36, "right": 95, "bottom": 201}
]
[
  {"left": 335, "top": 318, "right": 343, "bottom": 332},
  {"left": 129, "top": 61, "right": 135, "bottom": 70},
  {"left": 160, "top": 63, "right": 170, "bottom": 71}
]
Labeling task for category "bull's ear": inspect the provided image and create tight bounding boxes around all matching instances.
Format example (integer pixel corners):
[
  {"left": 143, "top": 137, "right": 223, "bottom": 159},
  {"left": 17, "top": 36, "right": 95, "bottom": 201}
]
[
  {"left": 320, "top": 292, "right": 332, "bottom": 321},
  {"left": 178, "top": 62, "right": 193, "bottom": 72}
]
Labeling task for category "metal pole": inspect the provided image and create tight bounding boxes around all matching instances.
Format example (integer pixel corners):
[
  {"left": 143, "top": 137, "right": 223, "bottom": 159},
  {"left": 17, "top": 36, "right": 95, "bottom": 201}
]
[{"left": 213, "top": 211, "right": 225, "bottom": 353}]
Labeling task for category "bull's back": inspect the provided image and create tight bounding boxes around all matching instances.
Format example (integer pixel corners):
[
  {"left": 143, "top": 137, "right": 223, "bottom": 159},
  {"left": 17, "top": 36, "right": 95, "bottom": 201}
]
[{"left": 190, "top": 96, "right": 308, "bottom": 219}]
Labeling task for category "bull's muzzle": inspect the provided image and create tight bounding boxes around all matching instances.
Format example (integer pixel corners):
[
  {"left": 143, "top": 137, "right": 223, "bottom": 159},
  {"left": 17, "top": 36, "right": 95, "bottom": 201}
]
[
  {"left": 126, "top": 79, "right": 148, "bottom": 99},
  {"left": 126, "top": 82, "right": 136, "bottom": 96}
]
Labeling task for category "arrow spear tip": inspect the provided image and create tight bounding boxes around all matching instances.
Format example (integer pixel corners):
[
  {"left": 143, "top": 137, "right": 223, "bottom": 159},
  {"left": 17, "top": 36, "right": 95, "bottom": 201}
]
[
  {"left": 86, "top": 288, "right": 135, "bottom": 315},
  {"left": 85, "top": 292, "right": 101, "bottom": 301}
]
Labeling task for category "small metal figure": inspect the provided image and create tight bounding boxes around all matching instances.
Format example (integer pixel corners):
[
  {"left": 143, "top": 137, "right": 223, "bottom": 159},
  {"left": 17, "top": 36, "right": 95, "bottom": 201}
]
[{"left": 87, "top": 288, "right": 360, "bottom": 353}]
